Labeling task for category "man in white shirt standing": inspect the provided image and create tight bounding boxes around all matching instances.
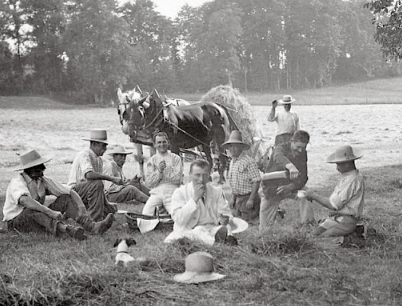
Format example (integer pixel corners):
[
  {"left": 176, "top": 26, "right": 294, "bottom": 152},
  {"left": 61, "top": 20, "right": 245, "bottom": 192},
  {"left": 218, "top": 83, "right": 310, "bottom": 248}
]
[
  {"left": 141, "top": 132, "right": 183, "bottom": 216},
  {"left": 268, "top": 95, "right": 300, "bottom": 145},
  {"left": 68, "top": 129, "right": 123, "bottom": 221}
]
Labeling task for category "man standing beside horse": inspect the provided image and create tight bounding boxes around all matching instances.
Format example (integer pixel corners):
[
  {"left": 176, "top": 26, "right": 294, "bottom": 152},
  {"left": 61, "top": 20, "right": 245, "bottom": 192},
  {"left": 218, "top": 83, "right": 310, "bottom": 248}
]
[
  {"left": 223, "top": 131, "right": 261, "bottom": 223},
  {"left": 142, "top": 132, "right": 183, "bottom": 216},
  {"left": 68, "top": 129, "right": 122, "bottom": 222}
]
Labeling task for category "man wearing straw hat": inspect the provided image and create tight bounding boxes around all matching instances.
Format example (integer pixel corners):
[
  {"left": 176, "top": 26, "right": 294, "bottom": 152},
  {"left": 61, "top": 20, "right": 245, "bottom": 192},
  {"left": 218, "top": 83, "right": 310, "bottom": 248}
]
[
  {"left": 103, "top": 145, "right": 149, "bottom": 203},
  {"left": 2, "top": 149, "right": 115, "bottom": 240},
  {"left": 305, "top": 145, "right": 365, "bottom": 244},
  {"left": 223, "top": 130, "right": 261, "bottom": 222},
  {"left": 259, "top": 130, "right": 315, "bottom": 233},
  {"left": 267, "top": 95, "right": 300, "bottom": 145},
  {"left": 68, "top": 129, "right": 122, "bottom": 221}
]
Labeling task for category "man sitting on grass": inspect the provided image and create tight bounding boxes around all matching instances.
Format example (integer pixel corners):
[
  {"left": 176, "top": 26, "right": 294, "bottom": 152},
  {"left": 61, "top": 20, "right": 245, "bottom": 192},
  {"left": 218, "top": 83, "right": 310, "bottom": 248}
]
[
  {"left": 305, "top": 145, "right": 365, "bottom": 246},
  {"left": 164, "top": 159, "right": 236, "bottom": 246},
  {"left": 3, "top": 149, "right": 114, "bottom": 240},
  {"left": 103, "top": 145, "right": 149, "bottom": 204}
]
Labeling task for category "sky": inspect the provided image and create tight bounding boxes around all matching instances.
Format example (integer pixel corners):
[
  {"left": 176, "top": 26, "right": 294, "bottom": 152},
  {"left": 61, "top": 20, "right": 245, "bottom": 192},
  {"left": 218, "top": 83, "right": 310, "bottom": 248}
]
[{"left": 150, "top": 0, "right": 212, "bottom": 18}]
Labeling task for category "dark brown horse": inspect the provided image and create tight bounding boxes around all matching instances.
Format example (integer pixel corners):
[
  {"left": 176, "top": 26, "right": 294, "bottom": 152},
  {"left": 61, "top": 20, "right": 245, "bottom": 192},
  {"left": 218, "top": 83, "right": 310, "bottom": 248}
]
[{"left": 127, "top": 89, "right": 231, "bottom": 183}]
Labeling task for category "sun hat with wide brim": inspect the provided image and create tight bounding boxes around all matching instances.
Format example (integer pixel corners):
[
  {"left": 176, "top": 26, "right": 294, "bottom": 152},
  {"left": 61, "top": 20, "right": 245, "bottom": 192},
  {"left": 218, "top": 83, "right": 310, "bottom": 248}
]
[
  {"left": 14, "top": 149, "right": 53, "bottom": 171},
  {"left": 229, "top": 217, "right": 249, "bottom": 234},
  {"left": 82, "top": 129, "right": 108, "bottom": 144},
  {"left": 222, "top": 130, "right": 250, "bottom": 150},
  {"left": 107, "top": 145, "right": 133, "bottom": 155},
  {"left": 326, "top": 145, "right": 363, "bottom": 164},
  {"left": 173, "top": 252, "right": 226, "bottom": 284},
  {"left": 278, "top": 94, "right": 296, "bottom": 105}
]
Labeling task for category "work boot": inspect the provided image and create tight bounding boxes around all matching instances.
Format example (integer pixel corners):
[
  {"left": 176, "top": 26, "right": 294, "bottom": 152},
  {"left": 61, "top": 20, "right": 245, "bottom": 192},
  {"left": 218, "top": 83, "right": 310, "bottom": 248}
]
[
  {"left": 77, "top": 213, "right": 115, "bottom": 235},
  {"left": 65, "top": 225, "right": 87, "bottom": 241},
  {"left": 214, "top": 226, "right": 228, "bottom": 243},
  {"left": 225, "top": 235, "right": 238, "bottom": 246},
  {"left": 92, "top": 213, "right": 115, "bottom": 235}
]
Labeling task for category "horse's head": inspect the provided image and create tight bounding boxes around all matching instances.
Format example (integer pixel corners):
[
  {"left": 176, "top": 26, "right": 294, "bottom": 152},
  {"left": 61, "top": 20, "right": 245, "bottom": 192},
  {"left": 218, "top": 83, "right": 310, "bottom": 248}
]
[{"left": 117, "top": 86, "right": 143, "bottom": 134}]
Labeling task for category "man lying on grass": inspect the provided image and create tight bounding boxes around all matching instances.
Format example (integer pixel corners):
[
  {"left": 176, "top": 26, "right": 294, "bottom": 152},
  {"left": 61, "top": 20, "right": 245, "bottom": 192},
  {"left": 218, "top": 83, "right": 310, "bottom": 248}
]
[
  {"left": 305, "top": 145, "right": 365, "bottom": 244},
  {"left": 164, "top": 159, "right": 236, "bottom": 246},
  {"left": 2, "top": 149, "right": 114, "bottom": 240}
]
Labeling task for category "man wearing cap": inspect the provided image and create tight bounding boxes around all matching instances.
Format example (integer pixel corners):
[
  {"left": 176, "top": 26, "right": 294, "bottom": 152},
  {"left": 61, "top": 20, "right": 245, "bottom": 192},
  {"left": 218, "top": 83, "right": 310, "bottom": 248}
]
[
  {"left": 259, "top": 130, "right": 315, "bottom": 233},
  {"left": 2, "top": 150, "right": 114, "bottom": 240},
  {"left": 164, "top": 159, "right": 236, "bottom": 246},
  {"left": 305, "top": 145, "right": 365, "bottom": 242},
  {"left": 141, "top": 132, "right": 183, "bottom": 216},
  {"left": 68, "top": 129, "right": 123, "bottom": 221},
  {"left": 223, "top": 130, "right": 261, "bottom": 222},
  {"left": 268, "top": 95, "right": 300, "bottom": 145},
  {"left": 103, "top": 145, "right": 149, "bottom": 203}
]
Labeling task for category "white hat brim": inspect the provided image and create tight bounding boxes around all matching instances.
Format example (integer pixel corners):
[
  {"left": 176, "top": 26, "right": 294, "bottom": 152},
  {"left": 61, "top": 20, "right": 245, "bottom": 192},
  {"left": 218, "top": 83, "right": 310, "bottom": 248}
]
[
  {"left": 82, "top": 137, "right": 108, "bottom": 144},
  {"left": 14, "top": 156, "right": 53, "bottom": 171},
  {"left": 278, "top": 99, "right": 296, "bottom": 105},
  {"left": 326, "top": 148, "right": 363, "bottom": 164},
  {"left": 173, "top": 271, "right": 226, "bottom": 284},
  {"left": 230, "top": 217, "right": 249, "bottom": 234}
]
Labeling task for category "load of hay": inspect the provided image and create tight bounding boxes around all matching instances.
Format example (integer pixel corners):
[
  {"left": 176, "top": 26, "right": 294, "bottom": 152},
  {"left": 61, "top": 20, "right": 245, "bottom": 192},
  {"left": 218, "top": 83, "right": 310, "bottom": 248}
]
[{"left": 200, "top": 85, "right": 262, "bottom": 145}]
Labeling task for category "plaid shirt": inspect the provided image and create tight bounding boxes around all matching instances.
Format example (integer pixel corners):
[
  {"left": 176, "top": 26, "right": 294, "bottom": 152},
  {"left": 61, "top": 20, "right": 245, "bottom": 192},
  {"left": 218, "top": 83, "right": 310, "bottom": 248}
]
[{"left": 228, "top": 151, "right": 261, "bottom": 195}]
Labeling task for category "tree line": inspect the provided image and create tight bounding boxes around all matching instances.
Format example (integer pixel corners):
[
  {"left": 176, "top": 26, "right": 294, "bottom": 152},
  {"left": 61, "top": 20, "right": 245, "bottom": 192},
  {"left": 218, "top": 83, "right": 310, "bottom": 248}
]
[{"left": 0, "top": 0, "right": 400, "bottom": 104}]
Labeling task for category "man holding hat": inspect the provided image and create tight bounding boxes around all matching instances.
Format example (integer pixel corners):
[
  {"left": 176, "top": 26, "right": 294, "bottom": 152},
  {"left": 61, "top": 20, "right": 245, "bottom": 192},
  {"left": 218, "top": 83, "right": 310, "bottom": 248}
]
[
  {"left": 164, "top": 159, "right": 239, "bottom": 246},
  {"left": 223, "top": 130, "right": 261, "bottom": 222},
  {"left": 103, "top": 145, "right": 149, "bottom": 203},
  {"left": 305, "top": 145, "right": 365, "bottom": 241},
  {"left": 259, "top": 130, "right": 315, "bottom": 233},
  {"left": 68, "top": 129, "right": 122, "bottom": 221},
  {"left": 3, "top": 149, "right": 114, "bottom": 240},
  {"left": 267, "top": 94, "right": 300, "bottom": 145}
]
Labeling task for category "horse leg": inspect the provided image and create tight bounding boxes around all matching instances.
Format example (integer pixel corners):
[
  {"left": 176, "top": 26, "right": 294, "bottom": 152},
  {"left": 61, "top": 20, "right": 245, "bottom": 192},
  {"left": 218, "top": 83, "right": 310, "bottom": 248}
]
[{"left": 135, "top": 143, "right": 145, "bottom": 178}]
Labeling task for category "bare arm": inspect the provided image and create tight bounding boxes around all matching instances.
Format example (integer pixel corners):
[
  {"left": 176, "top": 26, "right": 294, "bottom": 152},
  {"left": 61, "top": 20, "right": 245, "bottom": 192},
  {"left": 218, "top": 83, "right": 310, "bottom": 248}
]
[
  {"left": 307, "top": 191, "right": 336, "bottom": 211},
  {"left": 267, "top": 100, "right": 278, "bottom": 122},
  {"left": 85, "top": 171, "right": 123, "bottom": 185}
]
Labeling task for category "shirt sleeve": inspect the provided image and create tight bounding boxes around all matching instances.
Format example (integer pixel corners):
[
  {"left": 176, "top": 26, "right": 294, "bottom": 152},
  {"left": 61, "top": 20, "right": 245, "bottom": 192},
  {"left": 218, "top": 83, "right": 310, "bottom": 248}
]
[
  {"left": 272, "top": 143, "right": 292, "bottom": 168},
  {"left": 216, "top": 188, "right": 233, "bottom": 218},
  {"left": 295, "top": 113, "right": 300, "bottom": 130},
  {"left": 80, "top": 152, "right": 95, "bottom": 176},
  {"left": 164, "top": 154, "right": 183, "bottom": 185},
  {"left": 329, "top": 178, "right": 362, "bottom": 210},
  {"left": 8, "top": 177, "right": 31, "bottom": 204},
  {"left": 103, "top": 161, "right": 118, "bottom": 191},
  {"left": 43, "top": 177, "right": 71, "bottom": 197},
  {"left": 144, "top": 156, "right": 162, "bottom": 188},
  {"left": 171, "top": 188, "right": 199, "bottom": 227}
]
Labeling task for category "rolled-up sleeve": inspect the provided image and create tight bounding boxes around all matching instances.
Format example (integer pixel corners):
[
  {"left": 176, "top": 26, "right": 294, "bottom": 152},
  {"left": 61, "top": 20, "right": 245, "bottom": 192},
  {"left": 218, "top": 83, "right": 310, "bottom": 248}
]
[
  {"left": 330, "top": 180, "right": 358, "bottom": 210},
  {"left": 43, "top": 177, "right": 71, "bottom": 197},
  {"left": 9, "top": 177, "right": 31, "bottom": 204}
]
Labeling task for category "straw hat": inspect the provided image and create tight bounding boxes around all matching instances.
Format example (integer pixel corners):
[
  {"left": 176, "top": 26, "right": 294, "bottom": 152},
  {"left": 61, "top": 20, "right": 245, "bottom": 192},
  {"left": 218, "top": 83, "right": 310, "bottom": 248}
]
[
  {"left": 222, "top": 130, "right": 250, "bottom": 150},
  {"left": 14, "top": 149, "right": 53, "bottom": 171},
  {"left": 230, "top": 217, "right": 249, "bottom": 234},
  {"left": 173, "top": 252, "right": 226, "bottom": 284},
  {"left": 279, "top": 94, "right": 296, "bottom": 104},
  {"left": 82, "top": 129, "right": 108, "bottom": 144},
  {"left": 326, "top": 145, "right": 362, "bottom": 164},
  {"left": 108, "top": 145, "right": 133, "bottom": 155}
]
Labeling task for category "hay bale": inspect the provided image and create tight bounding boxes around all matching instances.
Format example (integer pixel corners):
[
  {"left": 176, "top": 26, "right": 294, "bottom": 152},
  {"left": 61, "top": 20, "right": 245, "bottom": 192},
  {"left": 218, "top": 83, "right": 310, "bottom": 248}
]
[{"left": 200, "top": 85, "right": 262, "bottom": 145}]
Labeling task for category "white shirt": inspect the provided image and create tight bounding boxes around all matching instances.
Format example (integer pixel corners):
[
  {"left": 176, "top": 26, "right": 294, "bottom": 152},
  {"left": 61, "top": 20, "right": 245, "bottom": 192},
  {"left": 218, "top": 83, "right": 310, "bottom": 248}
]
[
  {"left": 68, "top": 149, "right": 103, "bottom": 186},
  {"left": 268, "top": 110, "right": 300, "bottom": 136}
]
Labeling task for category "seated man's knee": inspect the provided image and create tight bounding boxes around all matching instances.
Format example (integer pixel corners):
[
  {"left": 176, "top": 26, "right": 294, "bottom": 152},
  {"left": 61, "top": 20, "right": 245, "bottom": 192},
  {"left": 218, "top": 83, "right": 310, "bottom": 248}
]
[{"left": 88, "top": 180, "right": 104, "bottom": 190}]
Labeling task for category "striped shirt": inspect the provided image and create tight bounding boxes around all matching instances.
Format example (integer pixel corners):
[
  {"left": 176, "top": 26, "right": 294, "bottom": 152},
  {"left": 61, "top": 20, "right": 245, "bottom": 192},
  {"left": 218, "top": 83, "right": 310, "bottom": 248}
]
[
  {"left": 68, "top": 149, "right": 103, "bottom": 186},
  {"left": 228, "top": 151, "right": 261, "bottom": 195},
  {"left": 145, "top": 151, "right": 183, "bottom": 189}
]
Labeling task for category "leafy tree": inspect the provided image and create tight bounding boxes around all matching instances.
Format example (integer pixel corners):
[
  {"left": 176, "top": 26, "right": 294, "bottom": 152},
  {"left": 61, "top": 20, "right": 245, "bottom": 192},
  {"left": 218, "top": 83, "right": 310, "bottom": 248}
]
[{"left": 364, "top": 0, "right": 402, "bottom": 60}]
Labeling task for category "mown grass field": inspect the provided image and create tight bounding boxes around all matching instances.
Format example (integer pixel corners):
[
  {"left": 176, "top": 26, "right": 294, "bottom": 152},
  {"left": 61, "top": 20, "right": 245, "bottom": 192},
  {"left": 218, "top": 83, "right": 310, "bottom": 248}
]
[{"left": 1, "top": 78, "right": 402, "bottom": 305}]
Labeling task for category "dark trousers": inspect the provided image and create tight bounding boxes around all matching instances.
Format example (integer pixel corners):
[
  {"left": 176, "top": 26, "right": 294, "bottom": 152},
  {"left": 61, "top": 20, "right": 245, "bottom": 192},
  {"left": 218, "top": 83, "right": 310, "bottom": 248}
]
[
  {"left": 107, "top": 185, "right": 149, "bottom": 203},
  {"left": 73, "top": 180, "right": 116, "bottom": 221},
  {"left": 232, "top": 193, "right": 261, "bottom": 222},
  {"left": 8, "top": 194, "right": 74, "bottom": 235}
]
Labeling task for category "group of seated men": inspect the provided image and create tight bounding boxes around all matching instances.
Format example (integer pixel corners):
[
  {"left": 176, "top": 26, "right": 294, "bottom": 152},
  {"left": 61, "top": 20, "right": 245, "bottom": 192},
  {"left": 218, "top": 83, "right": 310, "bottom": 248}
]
[{"left": 2, "top": 127, "right": 364, "bottom": 246}]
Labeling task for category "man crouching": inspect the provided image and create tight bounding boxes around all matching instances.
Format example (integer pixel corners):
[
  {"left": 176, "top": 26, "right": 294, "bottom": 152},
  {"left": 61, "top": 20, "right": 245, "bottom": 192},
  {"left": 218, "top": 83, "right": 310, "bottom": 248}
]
[{"left": 2, "top": 150, "right": 114, "bottom": 240}]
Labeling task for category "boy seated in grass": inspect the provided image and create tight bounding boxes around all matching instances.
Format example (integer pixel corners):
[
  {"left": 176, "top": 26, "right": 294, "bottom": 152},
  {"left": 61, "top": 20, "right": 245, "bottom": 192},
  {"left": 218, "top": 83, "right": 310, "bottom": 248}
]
[{"left": 305, "top": 144, "right": 365, "bottom": 246}]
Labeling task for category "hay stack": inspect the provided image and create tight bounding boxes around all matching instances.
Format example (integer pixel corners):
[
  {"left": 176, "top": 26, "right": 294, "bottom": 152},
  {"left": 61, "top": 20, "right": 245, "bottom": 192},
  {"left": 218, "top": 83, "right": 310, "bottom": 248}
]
[{"left": 200, "top": 85, "right": 261, "bottom": 145}]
